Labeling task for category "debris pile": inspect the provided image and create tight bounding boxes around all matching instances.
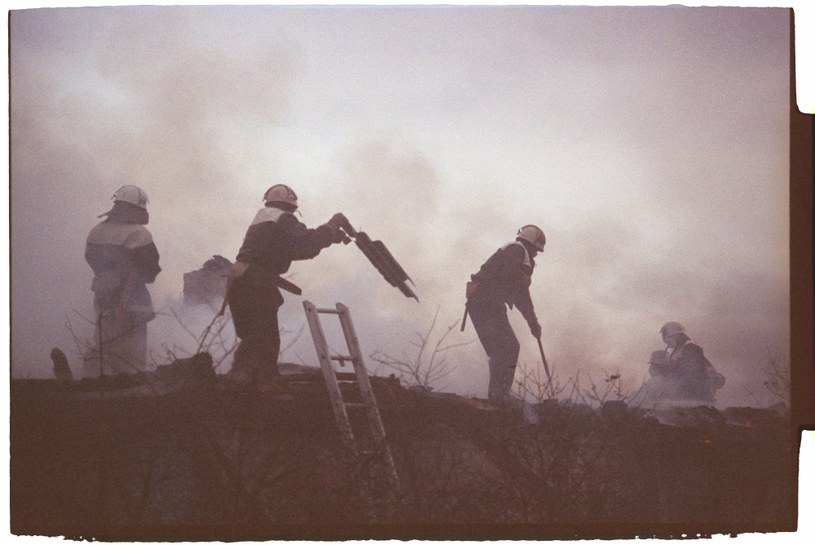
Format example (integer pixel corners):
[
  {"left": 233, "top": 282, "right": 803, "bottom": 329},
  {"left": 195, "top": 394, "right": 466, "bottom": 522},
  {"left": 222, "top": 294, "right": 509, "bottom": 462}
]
[{"left": 182, "top": 255, "right": 232, "bottom": 307}]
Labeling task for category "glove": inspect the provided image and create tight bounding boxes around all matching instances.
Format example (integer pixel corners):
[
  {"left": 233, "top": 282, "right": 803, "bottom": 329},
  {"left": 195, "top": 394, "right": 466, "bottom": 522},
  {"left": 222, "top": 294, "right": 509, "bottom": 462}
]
[
  {"left": 530, "top": 320, "right": 542, "bottom": 339},
  {"left": 325, "top": 212, "right": 348, "bottom": 232},
  {"left": 332, "top": 228, "right": 351, "bottom": 244}
]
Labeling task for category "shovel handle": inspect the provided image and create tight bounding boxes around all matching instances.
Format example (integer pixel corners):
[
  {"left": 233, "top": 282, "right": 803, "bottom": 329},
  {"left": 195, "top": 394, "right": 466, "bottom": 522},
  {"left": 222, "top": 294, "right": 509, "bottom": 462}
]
[{"left": 537, "top": 337, "right": 554, "bottom": 394}]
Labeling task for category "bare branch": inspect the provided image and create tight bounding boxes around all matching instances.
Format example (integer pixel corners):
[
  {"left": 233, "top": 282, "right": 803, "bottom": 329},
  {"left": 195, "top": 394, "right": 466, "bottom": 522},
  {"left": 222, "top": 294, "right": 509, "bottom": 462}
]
[
  {"left": 368, "top": 307, "right": 465, "bottom": 391},
  {"left": 762, "top": 348, "right": 790, "bottom": 405}
]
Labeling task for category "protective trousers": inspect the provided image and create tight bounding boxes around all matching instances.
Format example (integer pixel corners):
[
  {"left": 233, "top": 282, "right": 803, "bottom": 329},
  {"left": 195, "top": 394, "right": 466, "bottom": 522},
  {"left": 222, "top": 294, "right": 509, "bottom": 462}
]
[
  {"left": 227, "top": 276, "right": 282, "bottom": 379},
  {"left": 83, "top": 307, "right": 148, "bottom": 377},
  {"left": 467, "top": 298, "right": 520, "bottom": 405}
]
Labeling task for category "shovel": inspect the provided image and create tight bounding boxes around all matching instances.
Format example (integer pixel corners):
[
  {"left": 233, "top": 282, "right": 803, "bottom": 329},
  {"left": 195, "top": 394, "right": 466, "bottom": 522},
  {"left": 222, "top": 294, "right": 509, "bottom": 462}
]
[{"left": 536, "top": 336, "right": 554, "bottom": 397}]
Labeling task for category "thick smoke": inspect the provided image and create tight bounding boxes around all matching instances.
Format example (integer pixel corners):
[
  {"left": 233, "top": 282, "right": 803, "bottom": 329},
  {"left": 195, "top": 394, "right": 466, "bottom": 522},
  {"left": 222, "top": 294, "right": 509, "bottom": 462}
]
[{"left": 9, "top": 6, "right": 792, "bottom": 409}]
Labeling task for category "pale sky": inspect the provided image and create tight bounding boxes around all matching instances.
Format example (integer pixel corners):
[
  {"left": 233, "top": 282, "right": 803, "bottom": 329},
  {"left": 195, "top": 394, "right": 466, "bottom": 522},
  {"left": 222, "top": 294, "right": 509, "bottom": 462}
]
[{"left": 7, "top": 3, "right": 797, "bottom": 408}]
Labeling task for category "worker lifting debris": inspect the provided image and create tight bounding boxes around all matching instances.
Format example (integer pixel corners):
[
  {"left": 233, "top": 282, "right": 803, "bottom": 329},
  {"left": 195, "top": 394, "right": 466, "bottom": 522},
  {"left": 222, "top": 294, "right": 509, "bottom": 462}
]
[{"left": 217, "top": 183, "right": 417, "bottom": 387}]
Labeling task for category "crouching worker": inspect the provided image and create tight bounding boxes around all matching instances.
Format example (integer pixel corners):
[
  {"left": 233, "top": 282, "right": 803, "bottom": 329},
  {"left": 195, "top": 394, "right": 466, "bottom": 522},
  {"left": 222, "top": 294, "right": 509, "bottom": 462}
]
[
  {"left": 648, "top": 321, "right": 725, "bottom": 404},
  {"left": 465, "top": 225, "right": 546, "bottom": 407},
  {"left": 84, "top": 185, "right": 161, "bottom": 377},
  {"left": 225, "top": 184, "right": 348, "bottom": 384}
]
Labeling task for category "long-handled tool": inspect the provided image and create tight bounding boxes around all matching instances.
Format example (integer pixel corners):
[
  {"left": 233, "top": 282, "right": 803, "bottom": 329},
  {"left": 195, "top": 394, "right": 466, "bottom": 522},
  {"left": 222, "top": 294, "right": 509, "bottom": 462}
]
[
  {"left": 536, "top": 336, "right": 554, "bottom": 397},
  {"left": 196, "top": 298, "right": 228, "bottom": 354}
]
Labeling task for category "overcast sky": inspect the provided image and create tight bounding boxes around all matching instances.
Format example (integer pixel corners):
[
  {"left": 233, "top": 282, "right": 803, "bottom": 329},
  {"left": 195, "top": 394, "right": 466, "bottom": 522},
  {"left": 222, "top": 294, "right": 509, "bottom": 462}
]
[{"left": 7, "top": 4, "right": 794, "bottom": 408}]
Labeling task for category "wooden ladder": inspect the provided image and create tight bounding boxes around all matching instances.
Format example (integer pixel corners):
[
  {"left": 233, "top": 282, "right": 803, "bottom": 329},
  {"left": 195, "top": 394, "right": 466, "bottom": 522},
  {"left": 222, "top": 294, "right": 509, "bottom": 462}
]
[{"left": 302, "top": 301, "right": 402, "bottom": 512}]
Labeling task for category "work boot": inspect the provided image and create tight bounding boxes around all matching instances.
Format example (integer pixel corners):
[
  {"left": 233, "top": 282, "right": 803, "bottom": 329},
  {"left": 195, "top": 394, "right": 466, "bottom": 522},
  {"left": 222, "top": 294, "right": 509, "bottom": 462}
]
[
  {"left": 255, "top": 364, "right": 280, "bottom": 382},
  {"left": 225, "top": 351, "right": 256, "bottom": 387},
  {"left": 255, "top": 364, "right": 289, "bottom": 393},
  {"left": 488, "top": 393, "right": 518, "bottom": 410},
  {"left": 225, "top": 366, "right": 255, "bottom": 388}
]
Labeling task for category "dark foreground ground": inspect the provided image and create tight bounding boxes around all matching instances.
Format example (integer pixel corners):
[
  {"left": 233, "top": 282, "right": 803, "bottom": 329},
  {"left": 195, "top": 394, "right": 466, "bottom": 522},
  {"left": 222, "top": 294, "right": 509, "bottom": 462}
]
[{"left": 9, "top": 359, "right": 801, "bottom": 541}]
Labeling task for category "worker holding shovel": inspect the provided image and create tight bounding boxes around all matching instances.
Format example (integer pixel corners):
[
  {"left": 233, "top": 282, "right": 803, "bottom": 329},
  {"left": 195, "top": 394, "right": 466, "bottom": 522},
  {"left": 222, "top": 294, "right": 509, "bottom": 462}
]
[{"left": 464, "top": 225, "right": 548, "bottom": 407}]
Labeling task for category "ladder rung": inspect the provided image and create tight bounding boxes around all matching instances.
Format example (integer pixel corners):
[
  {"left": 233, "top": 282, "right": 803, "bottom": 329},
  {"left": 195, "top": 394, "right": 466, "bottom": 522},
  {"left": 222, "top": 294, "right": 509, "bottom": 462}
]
[{"left": 330, "top": 355, "right": 356, "bottom": 362}]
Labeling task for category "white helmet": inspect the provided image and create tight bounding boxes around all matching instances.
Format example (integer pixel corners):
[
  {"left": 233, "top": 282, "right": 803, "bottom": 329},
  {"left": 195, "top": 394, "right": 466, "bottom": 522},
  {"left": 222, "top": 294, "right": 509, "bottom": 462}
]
[
  {"left": 263, "top": 184, "right": 298, "bottom": 209},
  {"left": 517, "top": 224, "right": 546, "bottom": 251},
  {"left": 112, "top": 185, "right": 149, "bottom": 209},
  {"left": 660, "top": 321, "right": 686, "bottom": 338}
]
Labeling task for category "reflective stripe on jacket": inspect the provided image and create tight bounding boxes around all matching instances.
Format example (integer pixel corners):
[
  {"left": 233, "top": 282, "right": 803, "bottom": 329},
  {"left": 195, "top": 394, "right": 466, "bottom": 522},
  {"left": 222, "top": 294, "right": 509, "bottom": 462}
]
[
  {"left": 85, "top": 221, "right": 160, "bottom": 314},
  {"left": 235, "top": 206, "right": 334, "bottom": 277}
]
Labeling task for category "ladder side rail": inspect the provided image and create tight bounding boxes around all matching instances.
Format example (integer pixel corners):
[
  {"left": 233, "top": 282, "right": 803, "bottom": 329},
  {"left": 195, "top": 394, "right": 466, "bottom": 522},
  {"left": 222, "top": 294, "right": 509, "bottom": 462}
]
[
  {"left": 335, "top": 303, "right": 382, "bottom": 420},
  {"left": 303, "top": 301, "right": 356, "bottom": 451},
  {"left": 334, "top": 304, "right": 373, "bottom": 382},
  {"left": 336, "top": 303, "right": 402, "bottom": 493}
]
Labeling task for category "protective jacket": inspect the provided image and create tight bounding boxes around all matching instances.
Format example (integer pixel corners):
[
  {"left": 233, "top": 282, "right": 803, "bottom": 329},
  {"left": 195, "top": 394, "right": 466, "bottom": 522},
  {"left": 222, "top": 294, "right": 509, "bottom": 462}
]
[
  {"left": 651, "top": 340, "right": 723, "bottom": 402},
  {"left": 468, "top": 241, "right": 538, "bottom": 326},
  {"left": 85, "top": 217, "right": 161, "bottom": 319},
  {"left": 232, "top": 207, "right": 335, "bottom": 305}
]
